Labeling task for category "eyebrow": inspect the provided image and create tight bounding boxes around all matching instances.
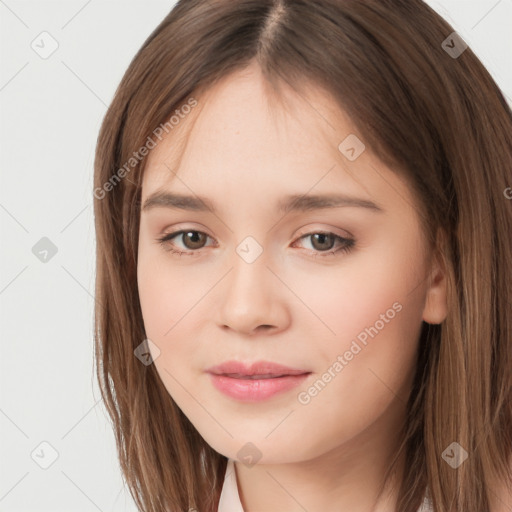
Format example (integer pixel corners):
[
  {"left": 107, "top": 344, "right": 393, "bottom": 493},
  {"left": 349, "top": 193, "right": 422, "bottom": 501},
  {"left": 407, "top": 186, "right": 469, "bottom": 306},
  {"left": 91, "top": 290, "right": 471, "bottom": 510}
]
[{"left": 141, "top": 191, "right": 384, "bottom": 214}]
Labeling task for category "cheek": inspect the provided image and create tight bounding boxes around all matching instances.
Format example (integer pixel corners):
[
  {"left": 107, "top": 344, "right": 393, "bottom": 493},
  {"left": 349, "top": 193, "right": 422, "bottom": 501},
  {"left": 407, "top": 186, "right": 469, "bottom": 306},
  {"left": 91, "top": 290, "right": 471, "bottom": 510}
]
[
  {"left": 294, "top": 303, "right": 421, "bottom": 452},
  {"left": 136, "top": 249, "right": 195, "bottom": 375},
  {"left": 137, "top": 239, "right": 204, "bottom": 338},
  {"left": 287, "top": 238, "right": 426, "bottom": 348},
  {"left": 138, "top": 264, "right": 176, "bottom": 338},
  {"left": 287, "top": 241, "right": 426, "bottom": 411},
  {"left": 137, "top": 258, "right": 202, "bottom": 407}
]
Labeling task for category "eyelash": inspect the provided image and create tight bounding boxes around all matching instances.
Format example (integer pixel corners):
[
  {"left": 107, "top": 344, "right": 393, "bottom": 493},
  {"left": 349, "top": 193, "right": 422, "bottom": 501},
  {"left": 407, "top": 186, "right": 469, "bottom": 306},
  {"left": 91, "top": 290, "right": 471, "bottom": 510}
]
[{"left": 156, "top": 230, "right": 355, "bottom": 259}]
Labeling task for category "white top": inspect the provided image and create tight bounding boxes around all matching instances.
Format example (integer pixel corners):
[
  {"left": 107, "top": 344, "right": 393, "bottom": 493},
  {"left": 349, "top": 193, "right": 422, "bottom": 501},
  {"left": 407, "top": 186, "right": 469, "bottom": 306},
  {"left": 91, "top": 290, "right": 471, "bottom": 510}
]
[{"left": 217, "top": 459, "right": 434, "bottom": 511}]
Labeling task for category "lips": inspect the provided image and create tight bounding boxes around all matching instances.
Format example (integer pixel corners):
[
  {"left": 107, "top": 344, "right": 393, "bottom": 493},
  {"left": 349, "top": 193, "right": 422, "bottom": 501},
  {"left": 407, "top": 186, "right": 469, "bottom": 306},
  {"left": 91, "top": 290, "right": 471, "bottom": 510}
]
[
  {"left": 223, "top": 374, "right": 289, "bottom": 379},
  {"left": 205, "top": 360, "right": 311, "bottom": 402},
  {"left": 206, "top": 360, "right": 309, "bottom": 377}
]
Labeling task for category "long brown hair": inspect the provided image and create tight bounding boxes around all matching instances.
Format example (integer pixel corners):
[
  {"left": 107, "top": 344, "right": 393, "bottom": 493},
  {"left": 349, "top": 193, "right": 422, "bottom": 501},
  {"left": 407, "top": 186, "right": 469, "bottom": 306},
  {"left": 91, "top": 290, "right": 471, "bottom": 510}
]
[{"left": 93, "top": 1, "right": 512, "bottom": 510}]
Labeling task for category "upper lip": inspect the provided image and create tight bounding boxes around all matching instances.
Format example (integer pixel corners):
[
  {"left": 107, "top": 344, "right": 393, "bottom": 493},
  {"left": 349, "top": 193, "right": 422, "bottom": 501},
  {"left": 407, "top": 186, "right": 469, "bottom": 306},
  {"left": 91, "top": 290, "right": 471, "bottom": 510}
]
[{"left": 206, "top": 360, "right": 310, "bottom": 377}]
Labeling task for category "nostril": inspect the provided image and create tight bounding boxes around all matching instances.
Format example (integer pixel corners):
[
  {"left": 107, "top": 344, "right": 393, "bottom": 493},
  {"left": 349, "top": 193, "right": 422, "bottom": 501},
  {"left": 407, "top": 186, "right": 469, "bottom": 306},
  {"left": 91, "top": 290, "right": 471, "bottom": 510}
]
[{"left": 255, "top": 324, "right": 274, "bottom": 332}]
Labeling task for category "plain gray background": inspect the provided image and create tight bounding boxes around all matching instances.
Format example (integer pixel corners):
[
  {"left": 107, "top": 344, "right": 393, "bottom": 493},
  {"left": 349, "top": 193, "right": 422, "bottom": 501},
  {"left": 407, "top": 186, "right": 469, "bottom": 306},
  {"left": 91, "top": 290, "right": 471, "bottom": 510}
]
[{"left": 1, "top": 1, "right": 511, "bottom": 510}]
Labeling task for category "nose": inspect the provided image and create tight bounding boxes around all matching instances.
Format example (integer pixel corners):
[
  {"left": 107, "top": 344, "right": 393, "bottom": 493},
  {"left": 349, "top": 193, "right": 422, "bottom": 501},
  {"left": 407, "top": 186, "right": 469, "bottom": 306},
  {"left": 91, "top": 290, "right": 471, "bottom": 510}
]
[{"left": 216, "top": 250, "right": 290, "bottom": 336}]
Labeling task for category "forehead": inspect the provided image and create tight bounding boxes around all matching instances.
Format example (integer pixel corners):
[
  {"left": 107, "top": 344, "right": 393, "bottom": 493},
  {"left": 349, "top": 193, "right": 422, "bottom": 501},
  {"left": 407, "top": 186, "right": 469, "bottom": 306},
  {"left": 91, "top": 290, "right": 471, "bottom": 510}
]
[{"left": 140, "top": 63, "right": 411, "bottom": 214}]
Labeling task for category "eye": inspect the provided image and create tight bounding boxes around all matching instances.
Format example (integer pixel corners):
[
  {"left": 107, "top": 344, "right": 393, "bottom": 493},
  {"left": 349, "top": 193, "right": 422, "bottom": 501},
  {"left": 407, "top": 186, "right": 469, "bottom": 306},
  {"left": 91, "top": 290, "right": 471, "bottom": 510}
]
[
  {"left": 156, "top": 230, "right": 355, "bottom": 258},
  {"left": 293, "top": 231, "right": 355, "bottom": 257},
  {"left": 156, "top": 230, "right": 215, "bottom": 257}
]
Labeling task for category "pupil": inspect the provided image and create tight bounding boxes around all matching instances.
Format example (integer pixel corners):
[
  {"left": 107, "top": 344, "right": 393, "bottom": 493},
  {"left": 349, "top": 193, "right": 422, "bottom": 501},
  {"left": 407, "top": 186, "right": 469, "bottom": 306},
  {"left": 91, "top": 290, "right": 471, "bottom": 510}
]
[
  {"left": 185, "top": 231, "right": 204, "bottom": 249},
  {"left": 313, "top": 233, "right": 333, "bottom": 251}
]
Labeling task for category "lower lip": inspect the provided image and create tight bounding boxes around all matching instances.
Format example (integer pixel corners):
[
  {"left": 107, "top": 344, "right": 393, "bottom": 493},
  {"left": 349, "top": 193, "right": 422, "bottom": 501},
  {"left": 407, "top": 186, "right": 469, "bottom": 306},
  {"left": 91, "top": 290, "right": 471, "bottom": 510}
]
[{"left": 208, "top": 373, "right": 310, "bottom": 402}]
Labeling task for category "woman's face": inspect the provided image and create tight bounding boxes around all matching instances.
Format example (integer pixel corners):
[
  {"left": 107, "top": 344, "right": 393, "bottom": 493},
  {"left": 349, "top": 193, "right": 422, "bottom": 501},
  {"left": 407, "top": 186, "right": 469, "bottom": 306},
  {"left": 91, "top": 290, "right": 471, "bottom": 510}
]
[{"left": 137, "top": 62, "right": 447, "bottom": 464}]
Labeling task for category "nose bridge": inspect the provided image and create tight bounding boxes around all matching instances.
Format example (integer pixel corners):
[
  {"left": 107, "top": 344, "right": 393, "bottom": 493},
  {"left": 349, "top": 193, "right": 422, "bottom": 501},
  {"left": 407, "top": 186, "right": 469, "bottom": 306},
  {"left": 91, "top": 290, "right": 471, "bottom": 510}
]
[
  {"left": 217, "top": 237, "right": 285, "bottom": 333},
  {"left": 226, "top": 240, "right": 271, "bottom": 312}
]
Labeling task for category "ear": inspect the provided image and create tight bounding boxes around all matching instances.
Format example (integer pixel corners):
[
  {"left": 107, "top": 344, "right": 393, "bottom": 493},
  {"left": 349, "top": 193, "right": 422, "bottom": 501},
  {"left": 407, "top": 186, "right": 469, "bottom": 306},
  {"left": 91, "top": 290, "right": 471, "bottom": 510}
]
[{"left": 422, "top": 235, "right": 448, "bottom": 325}]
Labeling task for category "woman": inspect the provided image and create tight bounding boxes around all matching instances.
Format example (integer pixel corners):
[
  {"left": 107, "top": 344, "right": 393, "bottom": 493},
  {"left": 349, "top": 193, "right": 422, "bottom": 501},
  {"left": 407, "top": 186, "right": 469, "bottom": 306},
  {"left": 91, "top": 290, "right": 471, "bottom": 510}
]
[{"left": 93, "top": 1, "right": 512, "bottom": 510}]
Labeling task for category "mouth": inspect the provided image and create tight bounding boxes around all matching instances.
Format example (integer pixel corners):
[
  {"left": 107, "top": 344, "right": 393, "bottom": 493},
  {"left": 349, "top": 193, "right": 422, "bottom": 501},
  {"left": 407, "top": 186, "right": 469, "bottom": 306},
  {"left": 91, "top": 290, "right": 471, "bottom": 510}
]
[
  {"left": 220, "top": 373, "right": 302, "bottom": 379},
  {"left": 206, "top": 360, "right": 311, "bottom": 402},
  {"left": 206, "top": 360, "right": 309, "bottom": 377}
]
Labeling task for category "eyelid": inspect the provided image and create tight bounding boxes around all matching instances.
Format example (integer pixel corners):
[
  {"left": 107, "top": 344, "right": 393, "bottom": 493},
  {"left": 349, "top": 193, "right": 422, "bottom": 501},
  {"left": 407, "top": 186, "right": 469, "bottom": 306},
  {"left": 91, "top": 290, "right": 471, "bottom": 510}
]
[
  {"left": 160, "top": 223, "right": 353, "bottom": 241},
  {"left": 294, "top": 224, "right": 354, "bottom": 240}
]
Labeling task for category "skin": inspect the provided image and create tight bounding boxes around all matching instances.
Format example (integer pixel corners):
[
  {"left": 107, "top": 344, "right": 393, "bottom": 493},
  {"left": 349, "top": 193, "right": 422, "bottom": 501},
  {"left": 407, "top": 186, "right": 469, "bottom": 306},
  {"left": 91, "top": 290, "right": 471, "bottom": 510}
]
[{"left": 137, "top": 60, "right": 448, "bottom": 512}]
